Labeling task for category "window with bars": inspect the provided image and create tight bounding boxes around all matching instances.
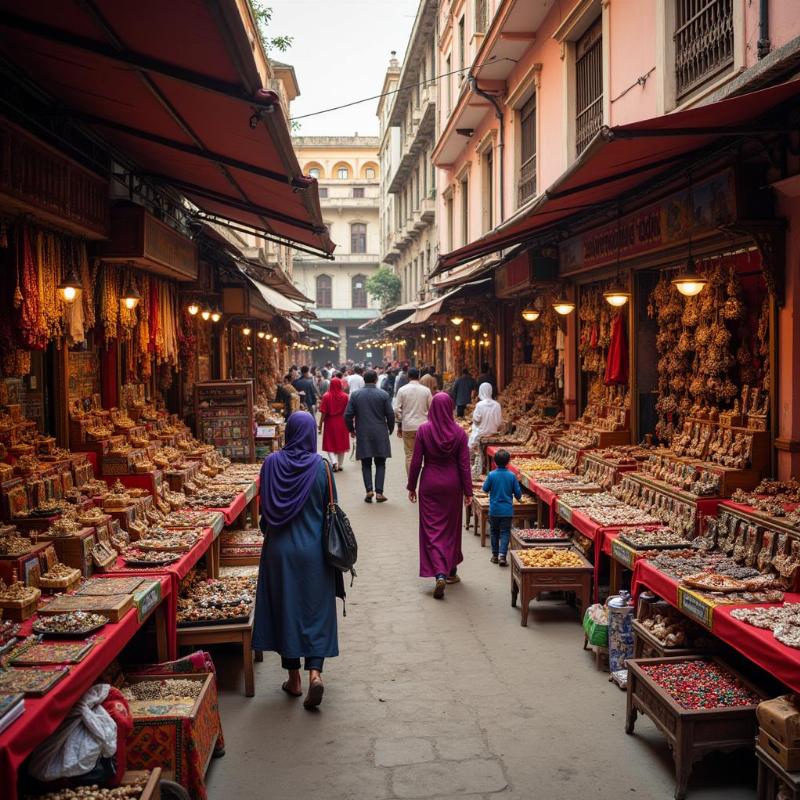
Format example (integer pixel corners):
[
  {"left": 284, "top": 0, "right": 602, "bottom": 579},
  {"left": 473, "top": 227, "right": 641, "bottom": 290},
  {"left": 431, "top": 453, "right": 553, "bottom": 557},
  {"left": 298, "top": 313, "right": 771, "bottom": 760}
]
[
  {"left": 475, "top": 0, "right": 488, "bottom": 34},
  {"left": 316, "top": 275, "right": 332, "bottom": 308},
  {"left": 518, "top": 93, "right": 537, "bottom": 206},
  {"left": 575, "top": 18, "right": 603, "bottom": 157},
  {"left": 352, "top": 274, "right": 367, "bottom": 308},
  {"left": 674, "top": 0, "right": 733, "bottom": 100},
  {"left": 351, "top": 223, "right": 367, "bottom": 253}
]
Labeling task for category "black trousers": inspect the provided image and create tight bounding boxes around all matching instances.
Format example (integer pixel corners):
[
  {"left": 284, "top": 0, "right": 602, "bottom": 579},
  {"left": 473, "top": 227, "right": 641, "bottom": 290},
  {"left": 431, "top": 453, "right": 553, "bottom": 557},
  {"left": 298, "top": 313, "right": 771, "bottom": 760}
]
[
  {"left": 456, "top": 404, "right": 467, "bottom": 417},
  {"left": 361, "top": 457, "right": 386, "bottom": 493},
  {"left": 281, "top": 656, "right": 324, "bottom": 672}
]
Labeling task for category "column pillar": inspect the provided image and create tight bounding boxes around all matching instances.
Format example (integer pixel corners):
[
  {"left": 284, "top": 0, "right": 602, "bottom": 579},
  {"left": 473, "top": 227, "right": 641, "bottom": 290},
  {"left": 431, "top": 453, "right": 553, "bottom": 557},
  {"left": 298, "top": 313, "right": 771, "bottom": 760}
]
[{"left": 338, "top": 324, "right": 348, "bottom": 363}]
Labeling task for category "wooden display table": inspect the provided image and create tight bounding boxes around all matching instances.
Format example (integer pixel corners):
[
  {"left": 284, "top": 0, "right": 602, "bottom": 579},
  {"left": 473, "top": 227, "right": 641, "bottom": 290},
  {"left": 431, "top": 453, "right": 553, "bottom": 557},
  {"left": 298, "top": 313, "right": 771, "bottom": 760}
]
[
  {"left": 509, "top": 548, "right": 593, "bottom": 627},
  {"left": 625, "top": 656, "right": 765, "bottom": 800},
  {"left": 631, "top": 619, "right": 715, "bottom": 660},
  {"left": 471, "top": 495, "right": 538, "bottom": 547},
  {"left": 176, "top": 607, "right": 262, "bottom": 697},
  {"left": 756, "top": 744, "right": 800, "bottom": 800}
]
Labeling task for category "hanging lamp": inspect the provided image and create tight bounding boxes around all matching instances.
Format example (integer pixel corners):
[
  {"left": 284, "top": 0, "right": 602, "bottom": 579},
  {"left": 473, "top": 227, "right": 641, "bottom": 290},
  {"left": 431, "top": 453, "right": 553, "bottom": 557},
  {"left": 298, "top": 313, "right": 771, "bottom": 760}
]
[
  {"left": 450, "top": 315, "right": 463, "bottom": 326},
  {"left": 671, "top": 171, "right": 707, "bottom": 297},
  {"left": 552, "top": 293, "right": 576, "bottom": 315},
  {"left": 187, "top": 302, "right": 200, "bottom": 316},
  {"left": 470, "top": 322, "right": 481, "bottom": 332},
  {"left": 121, "top": 274, "right": 141, "bottom": 310},
  {"left": 200, "top": 308, "right": 211, "bottom": 321},
  {"left": 521, "top": 307, "right": 540, "bottom": 322},
  {"left": 58, "top": 264, "right": 82, "bottom": 304},
  {"left": 210, "top": 308, "right": 221, "bottom": 323},
  {"left": 604, "top": 210, "right": 631, "bottom": 307}
]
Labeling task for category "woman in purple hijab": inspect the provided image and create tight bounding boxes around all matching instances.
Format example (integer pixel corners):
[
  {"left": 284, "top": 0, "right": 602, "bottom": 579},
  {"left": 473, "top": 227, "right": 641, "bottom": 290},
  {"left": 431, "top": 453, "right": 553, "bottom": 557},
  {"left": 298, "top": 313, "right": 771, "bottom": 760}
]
[
  {"left": 407, "top": 393, "right": 473, "bottom": 599},
  {"left": 254, "top": 411, "right": 344, "bottom": 709}
]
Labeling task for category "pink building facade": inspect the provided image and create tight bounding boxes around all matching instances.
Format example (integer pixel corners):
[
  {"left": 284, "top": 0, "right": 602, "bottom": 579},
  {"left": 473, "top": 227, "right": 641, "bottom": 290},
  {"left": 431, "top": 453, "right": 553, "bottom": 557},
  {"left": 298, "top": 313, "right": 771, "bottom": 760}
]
[{"left": 431, "top": 0, "right": 800, "bottom": 478}]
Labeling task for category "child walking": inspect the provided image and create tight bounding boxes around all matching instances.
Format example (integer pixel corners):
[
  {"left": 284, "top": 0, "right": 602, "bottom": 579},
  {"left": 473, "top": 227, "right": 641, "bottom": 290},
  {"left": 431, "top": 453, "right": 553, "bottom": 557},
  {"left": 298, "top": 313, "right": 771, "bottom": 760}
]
[{"left": 481, "top": 449, "right": 522, "bottom": 566}]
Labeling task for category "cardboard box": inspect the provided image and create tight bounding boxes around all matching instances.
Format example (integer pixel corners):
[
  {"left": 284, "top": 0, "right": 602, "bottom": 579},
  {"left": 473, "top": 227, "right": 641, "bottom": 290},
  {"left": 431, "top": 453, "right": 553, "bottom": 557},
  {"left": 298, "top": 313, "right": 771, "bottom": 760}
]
[
  {"left": 758, "top": 729, "right": 800, "bottom": 771},
  {"left": 757, "top": 695, "right": 800, "bottom": 748}
]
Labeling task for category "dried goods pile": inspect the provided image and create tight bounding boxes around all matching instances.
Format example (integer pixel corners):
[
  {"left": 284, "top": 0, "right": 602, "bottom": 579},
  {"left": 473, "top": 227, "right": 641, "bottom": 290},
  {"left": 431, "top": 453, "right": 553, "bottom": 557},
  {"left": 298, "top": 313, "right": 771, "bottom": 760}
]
[{"left": 517, "top": 548, "right": 585, "bottom": 569}]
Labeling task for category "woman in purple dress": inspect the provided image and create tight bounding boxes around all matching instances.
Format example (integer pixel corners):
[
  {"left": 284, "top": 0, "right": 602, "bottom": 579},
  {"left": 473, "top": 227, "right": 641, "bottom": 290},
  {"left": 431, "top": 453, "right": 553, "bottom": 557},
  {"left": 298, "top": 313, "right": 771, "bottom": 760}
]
[{"left": 407, "top": 392, "right": 473, "bottom": 599}]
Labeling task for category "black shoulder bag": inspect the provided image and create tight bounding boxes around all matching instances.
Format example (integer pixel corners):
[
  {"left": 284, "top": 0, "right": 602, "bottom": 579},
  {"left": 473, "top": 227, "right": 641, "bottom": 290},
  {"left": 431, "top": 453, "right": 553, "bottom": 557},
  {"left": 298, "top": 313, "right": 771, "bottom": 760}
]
[{"left": 323, "top": 461, "right": 358, "bottom": 585}]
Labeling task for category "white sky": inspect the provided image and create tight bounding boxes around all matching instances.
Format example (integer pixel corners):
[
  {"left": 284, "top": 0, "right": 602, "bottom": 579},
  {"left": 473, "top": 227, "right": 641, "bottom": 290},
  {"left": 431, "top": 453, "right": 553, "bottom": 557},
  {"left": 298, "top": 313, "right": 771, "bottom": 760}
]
[{"left": 266, "top": 0, "right": 419, "bottom": 137}]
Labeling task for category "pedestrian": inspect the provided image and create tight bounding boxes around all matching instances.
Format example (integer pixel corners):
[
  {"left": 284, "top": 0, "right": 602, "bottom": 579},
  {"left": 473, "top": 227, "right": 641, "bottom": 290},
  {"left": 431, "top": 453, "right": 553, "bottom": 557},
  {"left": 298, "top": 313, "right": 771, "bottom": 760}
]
[
  {"left": 468, "top": 382, "right": 503, "bottom": 477},
  {"left": 318, "top": 377, "right": 350, "bottom": 472},
  {"left": 344, "top": 369, "right": 395, "bottom": 503},
  {"left": 293, "top": 365, "right": 318, "bottom": 414},
  {"left": 347, "top": 365, "right": 365, "bottom": 394},
  {"left": 253, "top": 411, "right": 344, "bottom": 709},
  {"left": 395, "top": 367, "right": 432, "bottom": 474},
  {"left": 276, "top": 373, "right": 299, "bottom": 419},
  {"left": 476, "top": 362, "right": 497, "bottom": 399},
  {"left": 385, "top": 368, "right": 397, "bottom": 397},
  {"left": 452, "top": 367, "right": 478, "bottom": 417},
  {"left": 407, "top": 392, "right": 473, "bottom": 599},
  {"left": 393, "top": 362, "right": 409, "bottom": 399},
  {"left": 420, "top": 365, "right": 438, "bottom": 395},
  {"left": 482, "top": 449, "right": 522, "bottom": 567},
  {"left": 318, "top": 368, "right": 331, "bottom": 397}
]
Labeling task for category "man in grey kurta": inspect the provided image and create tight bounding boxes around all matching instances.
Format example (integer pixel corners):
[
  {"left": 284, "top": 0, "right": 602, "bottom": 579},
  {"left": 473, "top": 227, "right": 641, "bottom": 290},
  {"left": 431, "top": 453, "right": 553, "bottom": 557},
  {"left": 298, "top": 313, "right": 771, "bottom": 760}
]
[{"left": 345, "top": 369, "right": 395, "bottom": 503}]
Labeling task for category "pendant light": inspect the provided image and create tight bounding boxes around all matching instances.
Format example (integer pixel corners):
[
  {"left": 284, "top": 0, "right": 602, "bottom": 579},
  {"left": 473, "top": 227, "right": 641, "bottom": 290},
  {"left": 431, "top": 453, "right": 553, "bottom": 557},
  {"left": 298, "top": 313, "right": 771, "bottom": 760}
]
[
  {"left": 552, "top": 290, "right": 576, "bottom": 316},
  {"left": 121, "top": 274, "right": 141, "bottom": 310},
  {"left": 58, "top": 264, "right": 82, "bottom": 304},
  {"left": 470, "top": 322, "right": 481, "bottom": 332},
  {"left": 521, "top": 307, "right": 540, "bottom": 322},
  {"left": 210, "top": 308, "right": 221, "bottom": 323},
  {"left": 242, "top": 326, "right": 252, "bottom": 336},
  {"left": 257, "top": 330, "right": 266, "bottom": 339},
  {"left": 187, "top": 302, "right": 200, "bottom": 316},
  {"left": 454, "top": 334, "right": 462, "bottom": 342},
  {"left": 604, "top": 211, "right": 631, "bottom": 307},
  {"left": 671, "top": 255, "right": 707, "bottom": 297},
  {"left": 671, "top": 171, "right": 707, "bottom": 297},
  {"left": 200, "top": 308, "right": 211, "bottom": 321},
  {"left": 450, "top": 315, "right": 463, "bottom": 326}
]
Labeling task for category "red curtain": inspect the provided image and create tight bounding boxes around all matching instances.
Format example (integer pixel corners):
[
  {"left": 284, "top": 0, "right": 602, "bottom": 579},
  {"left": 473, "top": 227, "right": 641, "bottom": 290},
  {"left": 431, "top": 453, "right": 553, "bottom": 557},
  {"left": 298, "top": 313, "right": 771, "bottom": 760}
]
[{"left": 605, "top": 312, "right": 629, "bottom": 385}]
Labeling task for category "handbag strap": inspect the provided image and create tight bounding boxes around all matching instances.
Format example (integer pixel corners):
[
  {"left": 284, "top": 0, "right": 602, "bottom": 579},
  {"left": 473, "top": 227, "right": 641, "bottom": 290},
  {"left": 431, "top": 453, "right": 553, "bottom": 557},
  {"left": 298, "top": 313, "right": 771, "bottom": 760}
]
[{"left": 323, "top": 459, "right": 335, "bottom": 507}]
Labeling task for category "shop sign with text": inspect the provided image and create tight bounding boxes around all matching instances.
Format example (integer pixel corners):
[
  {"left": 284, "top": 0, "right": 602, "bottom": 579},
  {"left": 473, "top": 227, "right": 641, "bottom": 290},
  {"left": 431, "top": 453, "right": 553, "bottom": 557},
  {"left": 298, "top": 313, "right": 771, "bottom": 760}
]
[{"left": 560, "top": 169, "right": 737, "bottom": 275}]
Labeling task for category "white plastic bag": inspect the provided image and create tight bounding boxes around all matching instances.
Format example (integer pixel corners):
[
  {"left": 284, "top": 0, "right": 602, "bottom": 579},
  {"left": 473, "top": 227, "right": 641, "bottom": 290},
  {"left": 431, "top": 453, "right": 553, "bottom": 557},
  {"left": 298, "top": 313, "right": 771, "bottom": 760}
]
[{"left": 29, "top": 684, "right": 118, "bottom": 782}]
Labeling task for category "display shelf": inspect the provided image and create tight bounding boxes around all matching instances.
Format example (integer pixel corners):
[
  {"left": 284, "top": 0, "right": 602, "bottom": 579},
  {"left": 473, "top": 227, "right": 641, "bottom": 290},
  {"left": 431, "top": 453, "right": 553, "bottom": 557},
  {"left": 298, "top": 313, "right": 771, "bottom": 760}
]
[{"left": 194, "top": 381, "right": 255, "bottom": 463}]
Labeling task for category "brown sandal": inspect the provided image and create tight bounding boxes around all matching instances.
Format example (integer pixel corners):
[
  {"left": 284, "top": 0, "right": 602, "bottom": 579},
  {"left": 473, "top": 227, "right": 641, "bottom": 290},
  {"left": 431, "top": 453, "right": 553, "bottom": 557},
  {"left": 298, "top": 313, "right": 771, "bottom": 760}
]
[{"left": 282, "top": 681, "right": 302, "bottom": 698}]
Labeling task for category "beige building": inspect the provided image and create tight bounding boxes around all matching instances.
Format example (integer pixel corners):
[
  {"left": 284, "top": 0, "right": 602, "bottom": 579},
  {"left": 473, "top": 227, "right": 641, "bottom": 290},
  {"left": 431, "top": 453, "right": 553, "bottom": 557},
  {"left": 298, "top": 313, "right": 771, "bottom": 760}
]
[
  {"left": 377, "top": 0, "right": 438, "bottom": 305},
  {"left": 292, "top": 136, "right": 382, "bottom": 361}
]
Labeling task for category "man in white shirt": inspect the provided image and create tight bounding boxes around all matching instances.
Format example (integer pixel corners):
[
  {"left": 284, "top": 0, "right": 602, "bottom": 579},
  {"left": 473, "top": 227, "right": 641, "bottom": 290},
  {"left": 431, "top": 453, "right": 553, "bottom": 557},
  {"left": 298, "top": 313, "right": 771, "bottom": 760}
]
[
  {"left": 395, "top": 367, "right": 432, "bottom": 473},
  {"left": 347, "top": 365, "right": 365, "bottom": 394}
]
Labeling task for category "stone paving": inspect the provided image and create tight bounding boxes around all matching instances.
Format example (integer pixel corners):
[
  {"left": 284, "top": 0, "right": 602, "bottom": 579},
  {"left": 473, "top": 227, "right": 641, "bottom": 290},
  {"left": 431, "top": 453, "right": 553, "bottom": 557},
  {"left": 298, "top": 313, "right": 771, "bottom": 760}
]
[{"left": 205, "top": 440, "right": 756, "bottom": 800}]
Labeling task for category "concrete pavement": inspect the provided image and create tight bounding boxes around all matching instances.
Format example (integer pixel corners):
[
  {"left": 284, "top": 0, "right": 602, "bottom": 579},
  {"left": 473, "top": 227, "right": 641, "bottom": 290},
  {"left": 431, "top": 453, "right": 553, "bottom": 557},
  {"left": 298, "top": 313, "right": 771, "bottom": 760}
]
[{"left": 205, "top": 439, "right": 756, "bottom": 800}]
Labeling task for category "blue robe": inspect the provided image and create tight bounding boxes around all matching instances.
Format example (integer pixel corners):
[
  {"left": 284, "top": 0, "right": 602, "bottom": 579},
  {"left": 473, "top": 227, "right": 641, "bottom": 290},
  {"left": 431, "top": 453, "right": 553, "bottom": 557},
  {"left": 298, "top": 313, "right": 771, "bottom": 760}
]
[{"left": 253, "top": 461, "right": 342, "bottom": 659}]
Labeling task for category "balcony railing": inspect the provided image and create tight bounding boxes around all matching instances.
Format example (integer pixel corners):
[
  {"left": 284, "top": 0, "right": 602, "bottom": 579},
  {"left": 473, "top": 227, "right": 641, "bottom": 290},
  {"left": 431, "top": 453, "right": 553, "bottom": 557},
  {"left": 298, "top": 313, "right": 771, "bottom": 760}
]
[
  {"left": 518, "top": 155, "right": 537, "bottom": 207},
  {"left": 674, "top": 0, "right": 734, "bottom": 100}
]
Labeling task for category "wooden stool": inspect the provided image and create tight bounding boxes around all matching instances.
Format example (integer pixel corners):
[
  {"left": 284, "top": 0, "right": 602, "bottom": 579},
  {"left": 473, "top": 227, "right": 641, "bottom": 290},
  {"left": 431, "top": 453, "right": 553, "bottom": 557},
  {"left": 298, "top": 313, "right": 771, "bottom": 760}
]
[
  {"left": 756, "top": 744, "right": 800, "bottom": 800},
  {"left": 510, "top": 548, "right": 592, "bottom": 626},
  {"left": 176, "top": 608, "right": 262, "bottom": 697}
]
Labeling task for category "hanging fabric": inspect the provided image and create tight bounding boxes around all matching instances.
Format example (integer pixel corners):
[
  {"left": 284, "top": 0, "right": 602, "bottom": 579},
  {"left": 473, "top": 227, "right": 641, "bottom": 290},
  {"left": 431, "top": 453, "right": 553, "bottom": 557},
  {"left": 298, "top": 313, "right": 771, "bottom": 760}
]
[{"left": 605, "top": 312, "right": 629, "bottom": 385}]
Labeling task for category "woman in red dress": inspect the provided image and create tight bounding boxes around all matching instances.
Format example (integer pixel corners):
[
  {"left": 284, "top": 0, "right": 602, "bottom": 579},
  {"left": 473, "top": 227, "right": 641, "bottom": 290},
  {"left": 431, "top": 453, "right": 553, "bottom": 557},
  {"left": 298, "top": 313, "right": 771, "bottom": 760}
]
[{"left": 318, "top": 377, "right": 350, "bottom": 471}]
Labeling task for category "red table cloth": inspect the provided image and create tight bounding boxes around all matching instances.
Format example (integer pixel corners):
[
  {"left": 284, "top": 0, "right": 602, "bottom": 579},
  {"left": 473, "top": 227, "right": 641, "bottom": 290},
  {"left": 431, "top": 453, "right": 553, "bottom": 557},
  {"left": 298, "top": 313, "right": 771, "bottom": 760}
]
[
  {"left": 632, "top": 560, "right": 800, "bottom": 692},
  {"left": 0, "top": 574, "right": 171, "bottom": 800},
  {"left": 205, "top": 491, "right": 247, "bottom": 526},
  {"left": 97, "top": 526, "right": 216, "bottom": 659}
]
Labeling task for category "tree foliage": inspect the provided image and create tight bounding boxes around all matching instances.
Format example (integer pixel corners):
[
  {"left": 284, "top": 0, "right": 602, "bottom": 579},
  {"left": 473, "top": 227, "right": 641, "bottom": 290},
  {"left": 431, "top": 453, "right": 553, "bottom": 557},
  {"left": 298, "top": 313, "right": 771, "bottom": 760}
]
[
  {"left": 250, "top": 1, "right": 293, "bottom": 54},
  {"left": 366, "top": 267, "right": 402, "bottom": 310}
]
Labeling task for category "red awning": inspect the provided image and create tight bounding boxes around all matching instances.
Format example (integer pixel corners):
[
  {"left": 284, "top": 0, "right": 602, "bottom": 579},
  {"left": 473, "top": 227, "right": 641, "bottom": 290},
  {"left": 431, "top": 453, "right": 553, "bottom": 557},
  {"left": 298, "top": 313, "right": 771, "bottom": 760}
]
[
  {"left": 0, "top": 1, "right": 334, "bottom": 258},
  {"left": 435, "top": 78, "right": 800, "bottom": 274}
]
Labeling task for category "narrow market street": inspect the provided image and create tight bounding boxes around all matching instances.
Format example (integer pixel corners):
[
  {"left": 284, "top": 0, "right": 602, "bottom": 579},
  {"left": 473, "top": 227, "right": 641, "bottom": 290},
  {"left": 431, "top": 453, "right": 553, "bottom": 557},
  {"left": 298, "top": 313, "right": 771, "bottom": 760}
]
[{"left": 206, "top": 441, "right": 755, "bottom": 800}]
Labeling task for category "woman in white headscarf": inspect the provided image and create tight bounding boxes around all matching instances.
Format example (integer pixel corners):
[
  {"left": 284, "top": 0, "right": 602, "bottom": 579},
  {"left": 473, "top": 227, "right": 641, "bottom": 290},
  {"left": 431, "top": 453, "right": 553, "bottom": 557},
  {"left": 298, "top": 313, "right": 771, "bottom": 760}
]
[{"left": 468, "top": 382, "right": 503, "bottom": 477}]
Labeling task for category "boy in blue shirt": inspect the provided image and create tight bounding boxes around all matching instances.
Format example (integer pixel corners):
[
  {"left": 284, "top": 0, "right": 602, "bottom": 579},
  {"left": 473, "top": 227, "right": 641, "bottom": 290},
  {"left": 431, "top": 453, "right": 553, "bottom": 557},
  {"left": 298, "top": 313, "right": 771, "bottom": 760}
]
[{"left": 481, "top": 449, "right": 522, "bottom": 566}]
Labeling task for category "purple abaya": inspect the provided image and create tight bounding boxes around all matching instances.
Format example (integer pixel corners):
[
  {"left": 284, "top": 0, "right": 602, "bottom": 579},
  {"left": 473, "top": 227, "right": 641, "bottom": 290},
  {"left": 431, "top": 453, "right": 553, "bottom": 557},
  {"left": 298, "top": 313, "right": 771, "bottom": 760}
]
[{"left": 407, "top": 394, "right": 473, "bottom": 578}]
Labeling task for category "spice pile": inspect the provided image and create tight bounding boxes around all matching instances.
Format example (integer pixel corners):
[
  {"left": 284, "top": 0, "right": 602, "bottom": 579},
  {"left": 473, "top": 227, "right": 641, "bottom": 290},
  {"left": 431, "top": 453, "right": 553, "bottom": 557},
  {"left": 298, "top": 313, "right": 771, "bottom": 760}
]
[
  {"left": 641, "top": 660, "right": 761, "bottom": 709},
  {"left": 730, "top": 603, "right": 800, "bottom": 649},
  {"left": 517, "top": 548, "right": 585, "bottom": 568},
  {"left": 618, "top": 528, "right": 693, "bottom": 550},
  {"left": 511, "top": 457, "right": 564, "bottom": 472},
  {"left": 515, "top": 528, "right": 571, "bottom": 543},
  {"left": 32, "top": 611, "right": 109, "bottom": 636},
  {"left": 177, "top": 573, "right": 256, "bottom": 625},
  {"left": 122, "top": 678, "right": 202, "bottom": 716},
  {"left": 24, "top": 773, "right": 153, "bottom": 800}
]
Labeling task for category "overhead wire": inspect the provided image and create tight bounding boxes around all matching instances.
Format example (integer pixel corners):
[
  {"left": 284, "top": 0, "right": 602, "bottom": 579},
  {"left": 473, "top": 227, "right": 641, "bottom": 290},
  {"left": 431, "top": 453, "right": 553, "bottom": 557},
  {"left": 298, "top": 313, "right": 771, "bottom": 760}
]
[{"left": 289, "top": 56, "right": 516, "bottom": 121}]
